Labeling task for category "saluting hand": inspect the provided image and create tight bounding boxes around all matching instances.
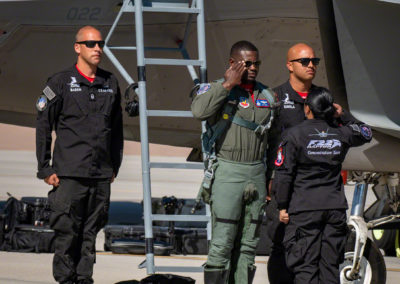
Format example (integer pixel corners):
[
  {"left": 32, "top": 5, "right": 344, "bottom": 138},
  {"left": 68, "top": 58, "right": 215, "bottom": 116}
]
[
  {"left": 222, "top": 61, "right": 246, "bottom": 90},
  {"left": 44, "top": 173, "right": 60, "bottom": 187},
  {"left": 279, "top": 209, "right": 290, "bottom": 224}
]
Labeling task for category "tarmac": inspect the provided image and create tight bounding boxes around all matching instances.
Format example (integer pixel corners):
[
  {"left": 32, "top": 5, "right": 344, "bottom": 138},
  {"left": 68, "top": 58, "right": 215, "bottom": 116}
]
[{"left": 1, "top": 150, "right": 400, "bottom": 283}]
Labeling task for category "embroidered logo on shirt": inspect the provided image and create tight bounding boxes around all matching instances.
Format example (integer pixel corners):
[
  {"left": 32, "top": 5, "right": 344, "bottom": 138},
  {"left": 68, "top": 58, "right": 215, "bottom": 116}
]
[
  {"left": 307, "top": 139, "right": 341, "bottom": 149},
  {"left": 36, "top": 95, "right": 48, "bottom": 111},
  {"left": 275, "top": 147, "right": 284, "bottom": 166},
  {"left": 283, "top": 93, "right": 295, "bottom": 109},
  {"left": 239, "top": 97, "right": 250, "bottom": 108},
  {"left": 256, "top": 99, "right": 270, "bottom": 108},
  {"left": 196, "top": 83, "right": 211, "bottom": 95},
  {"left": 68, "top": 76, "right": 82, "bottom": 92},
  {"left": 360, "top": 125, "right": 372, "bottom": 140},
  {"left": 308, "top": 128, "right": 337, "bottom": 138},
  {"left": 98, "top": 88, "right": 114, "bottom": 93}
]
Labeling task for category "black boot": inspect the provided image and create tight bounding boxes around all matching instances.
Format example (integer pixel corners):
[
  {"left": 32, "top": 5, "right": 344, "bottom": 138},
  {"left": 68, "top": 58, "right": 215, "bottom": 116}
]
[
  {"left": 248, "top": 265, "right": 256, "bottom": 284},
  {"left": 204, "top": 268, "right": 229, "bottom": 284}
]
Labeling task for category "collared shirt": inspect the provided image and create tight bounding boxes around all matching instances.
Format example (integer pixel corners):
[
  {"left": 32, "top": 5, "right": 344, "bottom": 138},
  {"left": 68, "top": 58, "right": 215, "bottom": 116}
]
[
  {"left": 273, "top": 114, "right": 372, "bottom": 213},
  {"left": 273, "top": 80, "right": 318, "bottom": 132},
  {"left": 36, "top": 65, "right": 123, "bottom": 179}
]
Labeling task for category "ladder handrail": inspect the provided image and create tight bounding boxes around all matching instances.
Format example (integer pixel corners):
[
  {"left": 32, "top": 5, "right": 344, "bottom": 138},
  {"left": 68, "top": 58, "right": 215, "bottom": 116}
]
[{"left": 103, "top": 0, "right": 208, "bottom": 275}]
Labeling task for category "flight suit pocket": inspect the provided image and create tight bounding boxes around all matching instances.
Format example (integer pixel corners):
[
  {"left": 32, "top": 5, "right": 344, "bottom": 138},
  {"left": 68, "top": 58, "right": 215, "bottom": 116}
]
[
  {"left": 284, "top": 228, "right": 307, "bottom": 270},
  {"left": 48, "top": 187, "right": 72, "bottom": 231}
]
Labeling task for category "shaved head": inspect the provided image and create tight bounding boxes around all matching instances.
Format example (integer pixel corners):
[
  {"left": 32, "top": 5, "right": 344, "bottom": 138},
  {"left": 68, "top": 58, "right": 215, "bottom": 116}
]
[
  {"left": 287, "top": 43, "right": 314, "bottom": 62},
  {"left": 75, "top": 26, "right": 102, "bottom": 42},
  {"left": 286, "top": 43, "right": 318, "bottom": 91},
  {"left": 74, "top": 26, "right": 103, "bottom": 73}
]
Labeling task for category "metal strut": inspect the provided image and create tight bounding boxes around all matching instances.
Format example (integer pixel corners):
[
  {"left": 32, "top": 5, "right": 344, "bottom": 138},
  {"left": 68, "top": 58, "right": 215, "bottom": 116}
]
[{"left": 103, "top": 0, "right": 210, "bottom": 275}]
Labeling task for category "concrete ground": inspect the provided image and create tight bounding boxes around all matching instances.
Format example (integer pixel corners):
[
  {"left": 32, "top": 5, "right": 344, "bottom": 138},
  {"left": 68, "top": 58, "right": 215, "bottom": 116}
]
[{"left": 1, "top": 150, "right": 400, "bottom": 283}]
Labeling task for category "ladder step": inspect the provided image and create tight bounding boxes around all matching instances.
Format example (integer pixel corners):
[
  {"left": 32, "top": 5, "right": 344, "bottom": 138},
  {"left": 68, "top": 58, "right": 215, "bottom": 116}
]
[
  {"left": 150, "top": 162, "right": 204, "bottom": 169},
  {"left": 147, "top": 110, "right": 193, "bottom": 117},
  {"left": 142, "top": 7, "right": 200, "bottom": 13},
  {"left": 152, "top": 214, "right": 210, "bottom": 222},
  {"left": 108, "top": 46, "right": 137, "bottom": 50},
  {"left": 144, "top": 58, "right": 203, "bottom": 66},
  {"left": 155, "top": 266, "right": 204, "bottom": 273},
  {"left": 121, "top": 1, "right": 199, "bottom": 14}
]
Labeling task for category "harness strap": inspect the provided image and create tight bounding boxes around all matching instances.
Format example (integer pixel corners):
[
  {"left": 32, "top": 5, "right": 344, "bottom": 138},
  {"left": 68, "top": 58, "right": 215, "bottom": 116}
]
[
  {"left": 216, "top": 217, "right": 239, "bottom": 225},
  {"left": 250, "top": 219, "right": 263, "bottom": 225},
  {"left": 231, "top": 115, "right": 259, "bottom": 130}
]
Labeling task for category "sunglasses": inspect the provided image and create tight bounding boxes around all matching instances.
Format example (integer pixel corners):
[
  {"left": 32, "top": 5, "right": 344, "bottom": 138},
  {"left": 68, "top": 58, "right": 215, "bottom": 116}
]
[
  {"left": 290, "top": 57, "right": 320, "bottom": 67},
  {"left": 76, "top": 40, "right": 105, "bottom": 48},
  {"left": 243, "top": 60, "right": 261, "bottom": 68}
]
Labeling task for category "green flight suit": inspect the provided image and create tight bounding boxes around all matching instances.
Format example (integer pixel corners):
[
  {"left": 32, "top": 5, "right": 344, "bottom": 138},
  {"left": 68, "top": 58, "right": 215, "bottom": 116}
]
[{"left": 191, "top": 81, "right": 280, "bottom": 283}]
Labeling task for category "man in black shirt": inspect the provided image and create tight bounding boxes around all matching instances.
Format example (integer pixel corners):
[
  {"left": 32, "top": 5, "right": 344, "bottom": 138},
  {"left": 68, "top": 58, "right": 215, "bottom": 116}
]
[
  {"left": 36, "top": 26, "right": 123, "bottom": 284},
  {"left": 267, "top": 43, "right": 342, "bottom": 284}
]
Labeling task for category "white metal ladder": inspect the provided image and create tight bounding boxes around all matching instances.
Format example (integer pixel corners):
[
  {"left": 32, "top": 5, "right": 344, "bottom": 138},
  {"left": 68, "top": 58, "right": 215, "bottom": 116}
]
[{"left": 103, "top": 0, "right": 210, "bottom": 274}]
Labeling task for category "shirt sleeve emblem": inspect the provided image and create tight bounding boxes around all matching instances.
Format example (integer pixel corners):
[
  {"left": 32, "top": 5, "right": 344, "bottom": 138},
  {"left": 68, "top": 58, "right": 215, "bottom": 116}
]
[
  {"left": 196, "top": 83, "right": 211, "bottom": 95},
  {"left": 275, "top": 146, "right": 284, "bottom": 166},
  {"left": 36, "top": 95, "right": 48, "bottom": 111}
]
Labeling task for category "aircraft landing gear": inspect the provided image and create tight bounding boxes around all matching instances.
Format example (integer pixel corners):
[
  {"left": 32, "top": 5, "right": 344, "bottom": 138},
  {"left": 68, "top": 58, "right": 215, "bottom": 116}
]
[
  {"left": 340, "top": 175, "right": 390, "bottom": 283},
  {"left": 340, "top": 231, "right": 386, "bottom": 284}
]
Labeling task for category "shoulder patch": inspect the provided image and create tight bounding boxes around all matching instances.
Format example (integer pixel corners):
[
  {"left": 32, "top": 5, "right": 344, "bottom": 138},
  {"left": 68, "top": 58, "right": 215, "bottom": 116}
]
[
  {"left": 43, "top": 86, "right": 56, "bottom": 101},
  {"left": 349, "top": 124, "right": 360, "bottom": 133},
  {"left": 197, "top": 83, "right": 211, "bottom": 95},
  {"left": 36, "top": 95, "right": 48, "bottom": 111},
  {"left": 360, "top": 125, "right": 372, "bottom": 140},
  {"left": 275, "top": 146, "right": 284, "bottom": 167}
]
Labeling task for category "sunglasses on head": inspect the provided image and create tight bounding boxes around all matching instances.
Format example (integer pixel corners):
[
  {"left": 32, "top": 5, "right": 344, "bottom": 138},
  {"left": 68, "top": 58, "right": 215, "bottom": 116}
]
[
  {"left": 290, "top": 57, "right": 320, "bottom": 67},
  {"left": 76, "top": 40, "right": 105, "bottom": 48}
]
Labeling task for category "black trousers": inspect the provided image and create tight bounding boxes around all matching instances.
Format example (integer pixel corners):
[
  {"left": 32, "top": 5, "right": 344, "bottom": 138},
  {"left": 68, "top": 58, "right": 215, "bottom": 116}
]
[
  {"left": 283, "top": 209, "right": 347, "bottom": 284},
  {"left": 266, "top": 197, "right": 294, "bottom": 284},
  {"left": 48, "top": 177, "right": 111, "bottom": 283}
]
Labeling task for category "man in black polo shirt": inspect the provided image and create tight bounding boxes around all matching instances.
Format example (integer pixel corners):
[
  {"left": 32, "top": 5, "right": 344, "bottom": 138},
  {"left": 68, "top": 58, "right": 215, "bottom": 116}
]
[
  {"left": 36, "top": 26, "right": 123, "bottom": 284},
  {"left": 267, "top": 43, "right": 343, "bottom": 284}
]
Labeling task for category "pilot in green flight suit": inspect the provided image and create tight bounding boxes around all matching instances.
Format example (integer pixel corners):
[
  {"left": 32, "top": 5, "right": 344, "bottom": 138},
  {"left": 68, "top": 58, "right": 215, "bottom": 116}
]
[{"left": 191, "top": 41, "right": 280, "bottom": 284}]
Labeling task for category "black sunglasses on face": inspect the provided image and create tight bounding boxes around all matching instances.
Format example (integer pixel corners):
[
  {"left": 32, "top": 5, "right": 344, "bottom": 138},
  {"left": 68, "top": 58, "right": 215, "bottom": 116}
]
[
  {"left": 76, "top": 40, "right": 105, "bottom": 48},
  {"left": 244, "top": 60, "right": 261, "bottom": 68},
  {"left": 290, "top": 57, "right": 320, "bottom": 67}
]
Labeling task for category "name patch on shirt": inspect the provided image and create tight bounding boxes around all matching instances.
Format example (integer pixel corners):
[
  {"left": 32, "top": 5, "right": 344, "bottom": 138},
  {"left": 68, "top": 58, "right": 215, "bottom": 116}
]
[
  {"left": 256, "top": 99, "right": 270, "bottom": 108},
  {"left": 283, "top": 93, "right": 295, "bottom": 109},
  {"left": 239, "top": 97, "right": 250, "bottom": 108},
  {"left": 98, "top": 88, "right": 114, "bottom": 93},
  {"left": 68, "top": 76, "right": 82, "bottom": 92}
]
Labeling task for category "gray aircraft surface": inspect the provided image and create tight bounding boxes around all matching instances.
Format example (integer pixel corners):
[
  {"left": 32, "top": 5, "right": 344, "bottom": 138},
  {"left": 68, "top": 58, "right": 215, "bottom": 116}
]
[{"left": 0, "top": 0, "right": 400, "bottom": 283}]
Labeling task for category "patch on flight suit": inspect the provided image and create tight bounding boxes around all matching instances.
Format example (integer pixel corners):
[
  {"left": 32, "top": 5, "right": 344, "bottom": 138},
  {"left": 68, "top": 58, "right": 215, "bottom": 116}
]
[
  {"left": 239, "top": 97, "right": 250, "bottom": 108},
  {"left": 36, "top": 95, "right": 48, "bottom": 111},
  {"left": 255, "top": 99, "right": 270, "bottom": 108},
  {"left": 360, "top": 125, "right": 372, "bottom": 140},
  {"left": 275, "top": 146, "right": 284, "bottom": 166},
  {"left": 196, "top": 83, "right": 211, "bottom": 95},
  {"left": 42, "top": 86, "right": 56, "bottom": 101}
]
